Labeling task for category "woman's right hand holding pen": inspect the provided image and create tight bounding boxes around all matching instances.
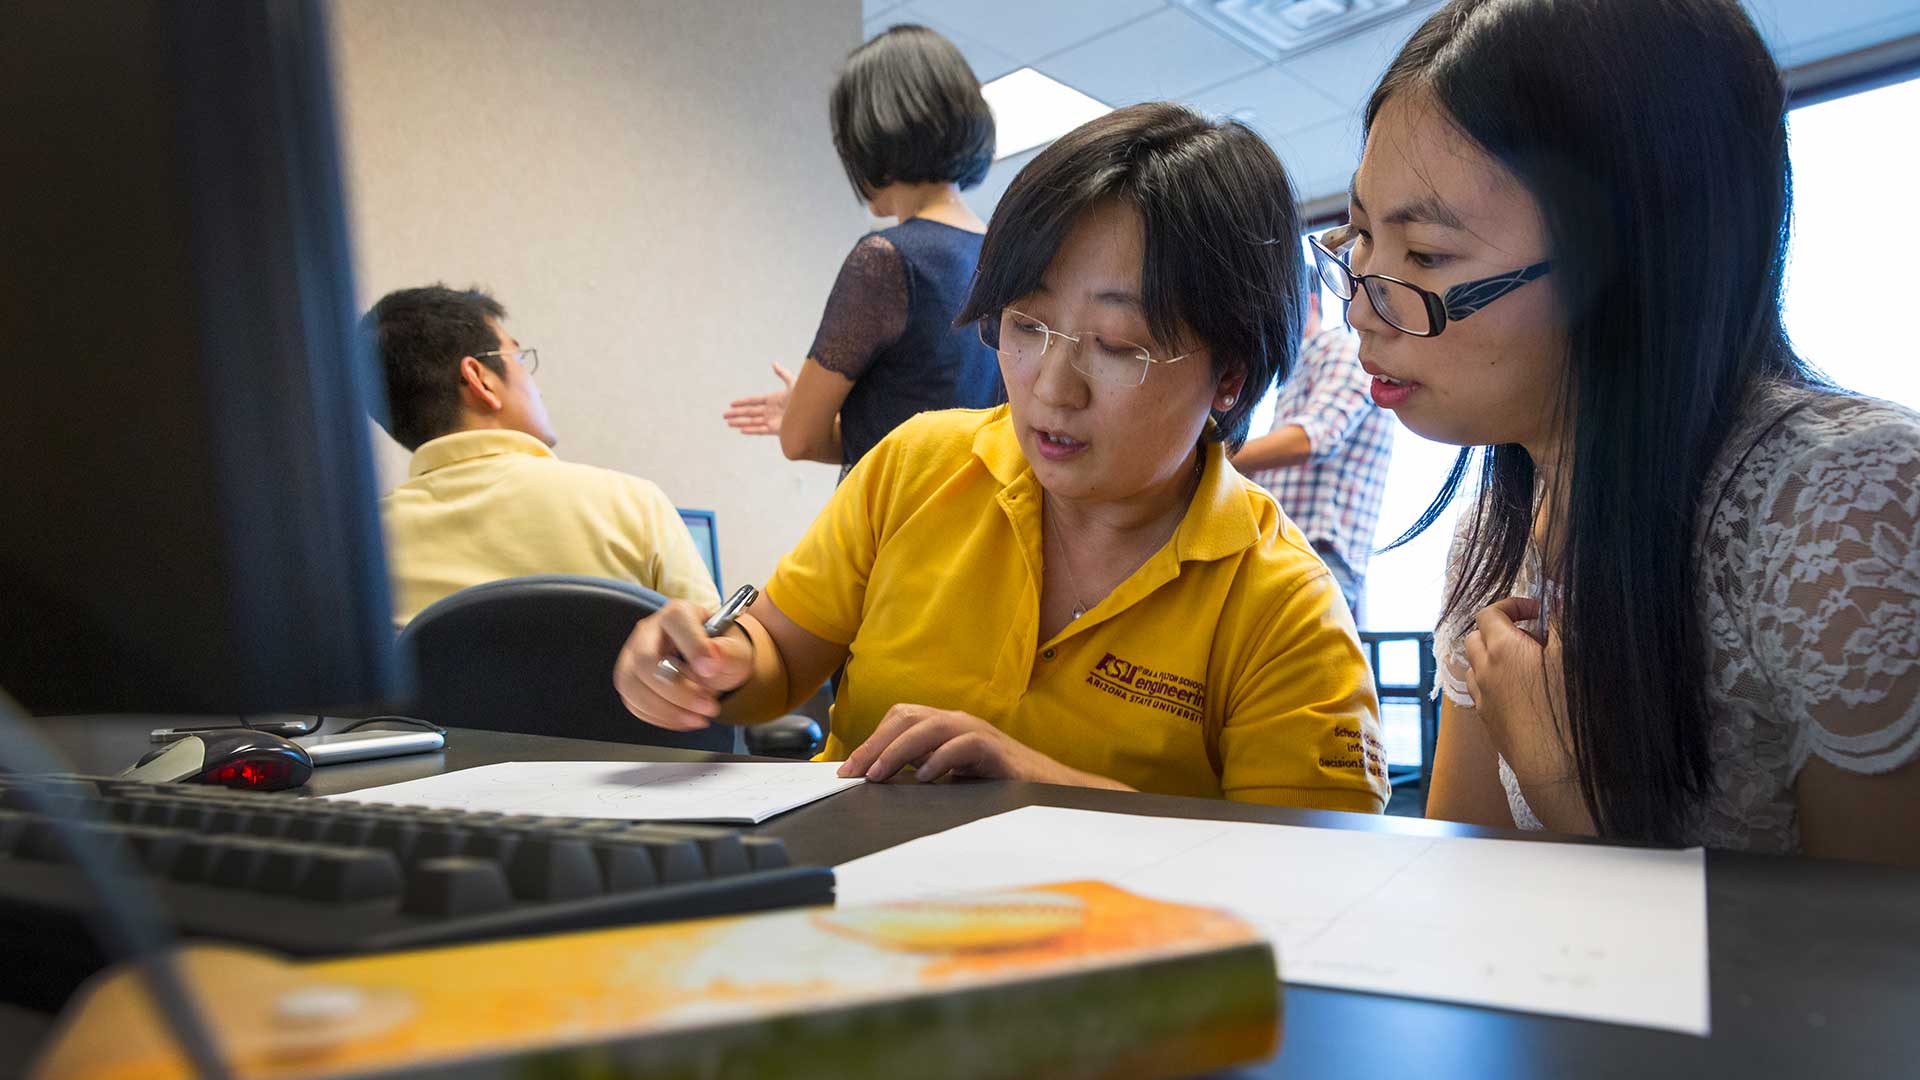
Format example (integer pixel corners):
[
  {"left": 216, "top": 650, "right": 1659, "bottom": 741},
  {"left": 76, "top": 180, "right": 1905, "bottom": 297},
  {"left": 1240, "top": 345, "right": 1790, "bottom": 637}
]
[{"left": 613, "top": 600, "right": 754, "bottom": 731}]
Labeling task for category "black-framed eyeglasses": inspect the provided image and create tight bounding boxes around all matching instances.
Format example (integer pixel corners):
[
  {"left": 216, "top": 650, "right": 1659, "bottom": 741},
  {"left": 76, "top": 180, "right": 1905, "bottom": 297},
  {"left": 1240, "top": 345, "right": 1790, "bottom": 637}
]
[
  {"left": 1310, "top": 226, "right": 1552, "bottom": 338},
  {"left": 473, "top": 346, "right": 539, "bottom": 375}
]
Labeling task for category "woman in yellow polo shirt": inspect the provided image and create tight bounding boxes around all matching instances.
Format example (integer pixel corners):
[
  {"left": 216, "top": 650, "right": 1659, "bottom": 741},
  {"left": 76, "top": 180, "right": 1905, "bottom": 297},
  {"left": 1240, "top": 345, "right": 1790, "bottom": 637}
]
[{"left": 615, "top": 103, "right": 1389, "bottom": 812}]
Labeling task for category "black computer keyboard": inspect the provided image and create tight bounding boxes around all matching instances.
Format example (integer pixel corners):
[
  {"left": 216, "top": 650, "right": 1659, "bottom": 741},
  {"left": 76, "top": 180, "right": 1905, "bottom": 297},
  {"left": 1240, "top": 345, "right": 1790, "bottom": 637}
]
[{"left": 0, "top": 773, "right": 834, "bottom": 1009}]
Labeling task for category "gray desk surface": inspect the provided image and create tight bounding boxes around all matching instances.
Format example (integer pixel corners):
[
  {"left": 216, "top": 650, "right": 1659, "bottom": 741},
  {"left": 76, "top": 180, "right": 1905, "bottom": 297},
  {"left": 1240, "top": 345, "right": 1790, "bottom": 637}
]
[{"left": 22, "top": 717, "right": 1920, "bottom": 1079}]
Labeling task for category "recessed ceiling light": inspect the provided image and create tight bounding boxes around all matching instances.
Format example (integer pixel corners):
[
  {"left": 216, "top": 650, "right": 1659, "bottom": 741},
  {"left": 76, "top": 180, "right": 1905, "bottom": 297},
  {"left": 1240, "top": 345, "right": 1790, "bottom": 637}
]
[
  {"left": 1176, "top": 0, "right": 1419, "bottom": 61},
  {"left": 980, "top": 68, "right": 1112, "bottom": 160}
]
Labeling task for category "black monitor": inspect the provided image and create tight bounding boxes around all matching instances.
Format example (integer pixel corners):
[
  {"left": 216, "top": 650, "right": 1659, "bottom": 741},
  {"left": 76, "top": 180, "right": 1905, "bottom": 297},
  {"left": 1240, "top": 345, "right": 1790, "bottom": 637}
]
[{"left": 0, "top": 0, "right": 399, "bottom": 716}]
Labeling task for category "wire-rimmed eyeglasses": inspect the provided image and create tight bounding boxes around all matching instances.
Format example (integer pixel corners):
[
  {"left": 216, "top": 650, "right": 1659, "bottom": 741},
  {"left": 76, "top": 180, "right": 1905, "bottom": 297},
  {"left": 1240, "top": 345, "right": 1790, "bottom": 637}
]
[
  {"left": 978, "top": 308, "right": 1192, "bottom": 387},
  {"left": 474, "top": 347, "right": 539, "bottom": 374}
]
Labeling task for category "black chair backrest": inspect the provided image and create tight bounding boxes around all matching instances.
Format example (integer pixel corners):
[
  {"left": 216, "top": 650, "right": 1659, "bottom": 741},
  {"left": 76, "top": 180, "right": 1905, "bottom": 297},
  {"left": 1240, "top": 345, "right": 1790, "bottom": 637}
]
[{"left": 396, "top": 574, "right": 732, "bottom": 752}]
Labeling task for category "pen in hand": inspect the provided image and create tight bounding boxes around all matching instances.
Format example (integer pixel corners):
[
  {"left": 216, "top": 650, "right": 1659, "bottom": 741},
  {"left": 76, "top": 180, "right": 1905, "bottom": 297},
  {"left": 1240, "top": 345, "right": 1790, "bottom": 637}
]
[{"left": 655, "top": 584, "right": 758, "bottom": 683}]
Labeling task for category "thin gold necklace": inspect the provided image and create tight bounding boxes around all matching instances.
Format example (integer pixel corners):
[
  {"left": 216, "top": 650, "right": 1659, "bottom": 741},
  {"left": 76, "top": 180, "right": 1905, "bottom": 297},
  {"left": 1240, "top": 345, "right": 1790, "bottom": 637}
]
[{"left": 1044, "top": 455, "right": 1203, "bottom": 621}]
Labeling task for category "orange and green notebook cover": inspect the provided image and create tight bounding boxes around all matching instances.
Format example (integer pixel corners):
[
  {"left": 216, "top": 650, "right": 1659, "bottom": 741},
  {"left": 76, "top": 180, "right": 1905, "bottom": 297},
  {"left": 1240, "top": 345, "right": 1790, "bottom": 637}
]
[{"left": 35, "top": 880, "right": 1280, "bottom": 1079}]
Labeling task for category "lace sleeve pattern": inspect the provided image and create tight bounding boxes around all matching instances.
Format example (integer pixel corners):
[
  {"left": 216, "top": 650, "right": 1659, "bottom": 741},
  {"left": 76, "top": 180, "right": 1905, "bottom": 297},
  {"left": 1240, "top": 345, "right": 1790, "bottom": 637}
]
[
  {"left": 1734, "top": 402, "right": 1920, "bottom": 777},
  {"left": 808, "top": 234, "right": 909, "bottom": 382},
  {"left": 1433, "top": 387, "right": 1920, "bottom": 851}
]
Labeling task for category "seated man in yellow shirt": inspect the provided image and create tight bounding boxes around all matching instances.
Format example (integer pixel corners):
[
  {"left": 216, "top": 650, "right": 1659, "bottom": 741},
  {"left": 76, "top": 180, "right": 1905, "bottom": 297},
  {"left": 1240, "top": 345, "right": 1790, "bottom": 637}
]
[
  {"left": 612, "top": 106, "right": 1388, "bottom": 812},
  {"left": 368, "top": 285, "right": 719, "bottom": 628}
]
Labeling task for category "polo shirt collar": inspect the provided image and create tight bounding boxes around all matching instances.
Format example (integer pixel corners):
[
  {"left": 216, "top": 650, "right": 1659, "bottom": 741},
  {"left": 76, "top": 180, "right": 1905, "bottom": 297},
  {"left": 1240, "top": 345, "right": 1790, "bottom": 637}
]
[
  {"left": 408, "top": 428, "right": 556, "bottom": 478},
  {"left": 971, "top": 406, "right": 1259, "bottom": 566},
  {"left": 972, "top": 406, "right": 1030, "bottom": 487},
  {"left": 1175, "top": 431, "right": 1260, "bottom": 563}
]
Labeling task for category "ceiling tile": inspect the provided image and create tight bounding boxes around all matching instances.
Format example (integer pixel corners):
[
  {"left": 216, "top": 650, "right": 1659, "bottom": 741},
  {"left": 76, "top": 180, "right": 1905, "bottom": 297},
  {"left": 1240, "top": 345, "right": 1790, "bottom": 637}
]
[
  {"left": 1184, "top": 64, "right": 1349, "bottom": 140},
  {"left": 1270, "top": 4, "right": 1435, "bottom": 113},
  {"left": 1034, "top": 8, "right": 1264, "bottom": 105},
  {"left": 916, "top": 0, "right": 1166, "bottom": 66},
  {"left": 865, "top": 7, "right": 1025, "bottom": 83},
  {"left": 1746, "top": 0, "right": 1913, "bottom": 47},
  {"left": 863, "top": 0, "right": 914, "bottom": 21},
  {"left": 1743, "top": 0, "right": 1920, "bottom": 67},
  {"left": 1268, "top": 114, "right": 1364, "bottom": 204},
  {"left": 903, "top": 0, "right": 1920, "bottom": 211}
]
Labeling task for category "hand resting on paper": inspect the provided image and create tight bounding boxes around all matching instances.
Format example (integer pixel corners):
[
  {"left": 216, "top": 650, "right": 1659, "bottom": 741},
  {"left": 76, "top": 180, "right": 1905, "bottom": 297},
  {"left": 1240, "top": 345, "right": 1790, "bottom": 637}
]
[
  {"left": 613, "top": 601, "right": 1138, "bottom": 796},
  {"left": 838, "top": 704, "right": 1134, "bottom": 791}
]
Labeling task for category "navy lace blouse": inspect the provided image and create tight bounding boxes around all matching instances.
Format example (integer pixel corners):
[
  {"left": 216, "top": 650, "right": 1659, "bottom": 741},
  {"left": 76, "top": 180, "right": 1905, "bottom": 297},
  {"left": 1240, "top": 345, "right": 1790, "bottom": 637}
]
[{"left": 808, "top": 218, "right": 1005, "bottom": 473}]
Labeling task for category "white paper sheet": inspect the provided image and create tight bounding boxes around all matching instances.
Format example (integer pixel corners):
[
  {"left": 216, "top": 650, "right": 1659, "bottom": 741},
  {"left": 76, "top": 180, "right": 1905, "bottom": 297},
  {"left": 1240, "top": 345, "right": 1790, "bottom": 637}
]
[
  {"left": 327, "top": 761, "right": 865, "bottom": 824},
  {"left": 835, "top": 806, "right": 1709, "bottom": 1034}
]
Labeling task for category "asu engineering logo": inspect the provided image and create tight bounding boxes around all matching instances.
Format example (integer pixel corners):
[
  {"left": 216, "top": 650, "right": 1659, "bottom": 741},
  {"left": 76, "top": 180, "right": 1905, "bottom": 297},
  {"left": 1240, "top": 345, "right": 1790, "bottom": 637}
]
[{"left": 1086, "top": 652, "right": 1206, "bottom": 724}]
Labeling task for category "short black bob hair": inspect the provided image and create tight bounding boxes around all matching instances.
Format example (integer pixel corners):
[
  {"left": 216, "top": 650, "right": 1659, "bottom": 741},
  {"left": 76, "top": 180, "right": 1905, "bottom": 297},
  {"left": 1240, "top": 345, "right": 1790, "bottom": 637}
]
[
  {"left": 363, "top": 284, "right": 507, "bottom": 452},
  {"left": 830, "top": 25, "right": 995, "bottom": 197},
  {"left": 956, "top": 102, "right": 1306, "bottom": 450}
]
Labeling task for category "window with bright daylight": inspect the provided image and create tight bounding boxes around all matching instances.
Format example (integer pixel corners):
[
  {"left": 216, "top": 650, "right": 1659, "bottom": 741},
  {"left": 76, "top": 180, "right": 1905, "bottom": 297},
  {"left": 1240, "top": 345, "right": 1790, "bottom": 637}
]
[{"left": 1249, "top": 69, "right": 1920, "bottom": 769}]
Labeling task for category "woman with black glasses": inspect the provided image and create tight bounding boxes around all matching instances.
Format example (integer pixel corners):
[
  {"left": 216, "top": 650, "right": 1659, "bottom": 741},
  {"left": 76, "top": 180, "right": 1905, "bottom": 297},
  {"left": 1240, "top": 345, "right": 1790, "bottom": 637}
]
[{"left": 1338, "top": 0, "right": 1919, "bottom": 864}]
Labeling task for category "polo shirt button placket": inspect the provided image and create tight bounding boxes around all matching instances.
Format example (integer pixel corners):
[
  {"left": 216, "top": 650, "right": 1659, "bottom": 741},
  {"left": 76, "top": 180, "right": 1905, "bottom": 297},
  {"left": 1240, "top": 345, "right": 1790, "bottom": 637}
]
[{"left": 1042, "top": 648, "right": 1055, "bottom": 660}]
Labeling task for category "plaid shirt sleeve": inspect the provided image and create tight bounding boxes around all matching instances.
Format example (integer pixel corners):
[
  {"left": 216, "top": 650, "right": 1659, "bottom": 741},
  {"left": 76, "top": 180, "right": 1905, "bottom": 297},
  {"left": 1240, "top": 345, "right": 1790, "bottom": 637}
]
[{"left": 1274, "top": 330, "right": 1372, "bottom": 466}]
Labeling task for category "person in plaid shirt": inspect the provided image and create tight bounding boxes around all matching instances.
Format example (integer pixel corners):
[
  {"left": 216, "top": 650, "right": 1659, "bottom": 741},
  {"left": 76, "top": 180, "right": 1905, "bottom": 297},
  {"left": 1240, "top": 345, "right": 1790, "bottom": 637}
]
[{"left": 1234, "top": 294, "right": 1394, "bottom": 618}]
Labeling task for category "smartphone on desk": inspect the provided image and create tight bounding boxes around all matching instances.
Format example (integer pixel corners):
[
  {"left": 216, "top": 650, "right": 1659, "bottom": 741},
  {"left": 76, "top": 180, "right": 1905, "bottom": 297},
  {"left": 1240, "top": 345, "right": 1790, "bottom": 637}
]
[{"left": 293, "top": 728, "right": 444, "bottom": 766}]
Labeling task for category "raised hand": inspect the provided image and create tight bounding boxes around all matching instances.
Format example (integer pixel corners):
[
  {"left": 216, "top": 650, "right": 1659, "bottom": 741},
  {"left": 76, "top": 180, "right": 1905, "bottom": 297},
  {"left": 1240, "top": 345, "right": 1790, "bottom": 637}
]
[{"left": 722, "top": 361, "right": 797, "bottom": 436}]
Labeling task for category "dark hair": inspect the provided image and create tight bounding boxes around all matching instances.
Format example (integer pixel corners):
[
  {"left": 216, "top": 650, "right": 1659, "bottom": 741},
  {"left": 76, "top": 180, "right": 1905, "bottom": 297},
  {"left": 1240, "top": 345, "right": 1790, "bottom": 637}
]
[
  {"left": 955, "top": 103, "right": 1306, "bottom": 451},
  {"left": 1372, "top": 0, "right": 1815, "bottom": 842},
  {"left": 830, "top": 25, "right": 995, "bottom": 197},
  {"left": 363, "top": 284, "right": 507, "bottom": 451}
]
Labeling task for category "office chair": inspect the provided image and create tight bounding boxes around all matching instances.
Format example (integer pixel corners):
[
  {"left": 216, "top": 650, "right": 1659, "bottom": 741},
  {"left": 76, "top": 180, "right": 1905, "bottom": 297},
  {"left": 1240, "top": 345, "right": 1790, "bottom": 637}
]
[
  {"left": 398, "top": 575, "right": 822, "bottom": 757},
  {"left": 672, "top": 507, "right": 825, "bottom": 759}
]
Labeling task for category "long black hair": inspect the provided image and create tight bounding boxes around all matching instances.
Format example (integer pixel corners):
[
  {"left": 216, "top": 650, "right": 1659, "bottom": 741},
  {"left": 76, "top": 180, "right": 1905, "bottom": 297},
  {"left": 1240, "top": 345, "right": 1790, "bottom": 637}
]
[
  {"left": 1374, "top": 0, "right": 1816, "bottom": 842},
  {"left": 830, "top": 25, "right": 996, "bottom": 198},
  {"left": 955, "top": 103, "right": 1306, "bottom": 451}
]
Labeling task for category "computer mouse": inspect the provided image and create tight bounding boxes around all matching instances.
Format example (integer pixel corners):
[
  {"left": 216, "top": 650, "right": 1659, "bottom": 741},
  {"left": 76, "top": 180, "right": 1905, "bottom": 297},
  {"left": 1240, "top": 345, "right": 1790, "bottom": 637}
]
[{"left": 123, "top": 730, "right": 315, "bottom": 791}]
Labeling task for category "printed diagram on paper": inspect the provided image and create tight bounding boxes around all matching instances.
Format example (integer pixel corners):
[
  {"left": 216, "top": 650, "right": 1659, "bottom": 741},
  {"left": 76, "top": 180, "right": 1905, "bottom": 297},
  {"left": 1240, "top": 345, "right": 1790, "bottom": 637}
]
[{"left": 329, "top": 761, "right": 864, "bottom": 823}]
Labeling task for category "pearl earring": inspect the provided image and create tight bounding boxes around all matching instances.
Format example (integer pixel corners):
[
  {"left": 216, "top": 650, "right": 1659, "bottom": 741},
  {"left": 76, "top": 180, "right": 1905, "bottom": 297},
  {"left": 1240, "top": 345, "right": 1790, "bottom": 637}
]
[{"left": 1221, "top": 396, "right": 1236, "bottom": 408}]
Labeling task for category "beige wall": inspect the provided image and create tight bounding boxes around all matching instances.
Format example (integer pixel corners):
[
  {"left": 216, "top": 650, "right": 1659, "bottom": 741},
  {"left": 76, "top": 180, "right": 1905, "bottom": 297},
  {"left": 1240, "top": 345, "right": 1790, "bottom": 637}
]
[{"left": 331, "top": 0, "right": 866, "bottom": 591}]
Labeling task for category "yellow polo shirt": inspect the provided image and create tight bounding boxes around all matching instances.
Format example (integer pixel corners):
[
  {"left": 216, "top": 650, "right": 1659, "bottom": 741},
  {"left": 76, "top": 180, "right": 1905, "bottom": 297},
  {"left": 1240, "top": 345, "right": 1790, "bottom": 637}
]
[
  {"left": 381, "top": 429, "right": 720, "bottom": 628},
  {"left": 765, "top": 406, "right": 1389, "bottom": 812}
]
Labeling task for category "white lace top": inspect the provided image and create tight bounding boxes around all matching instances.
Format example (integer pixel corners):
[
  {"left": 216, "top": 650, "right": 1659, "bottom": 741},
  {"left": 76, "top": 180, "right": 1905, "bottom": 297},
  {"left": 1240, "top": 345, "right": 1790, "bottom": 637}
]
[{"left": 1433, "top": 381, "right": 1920, "bottom": 852}]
